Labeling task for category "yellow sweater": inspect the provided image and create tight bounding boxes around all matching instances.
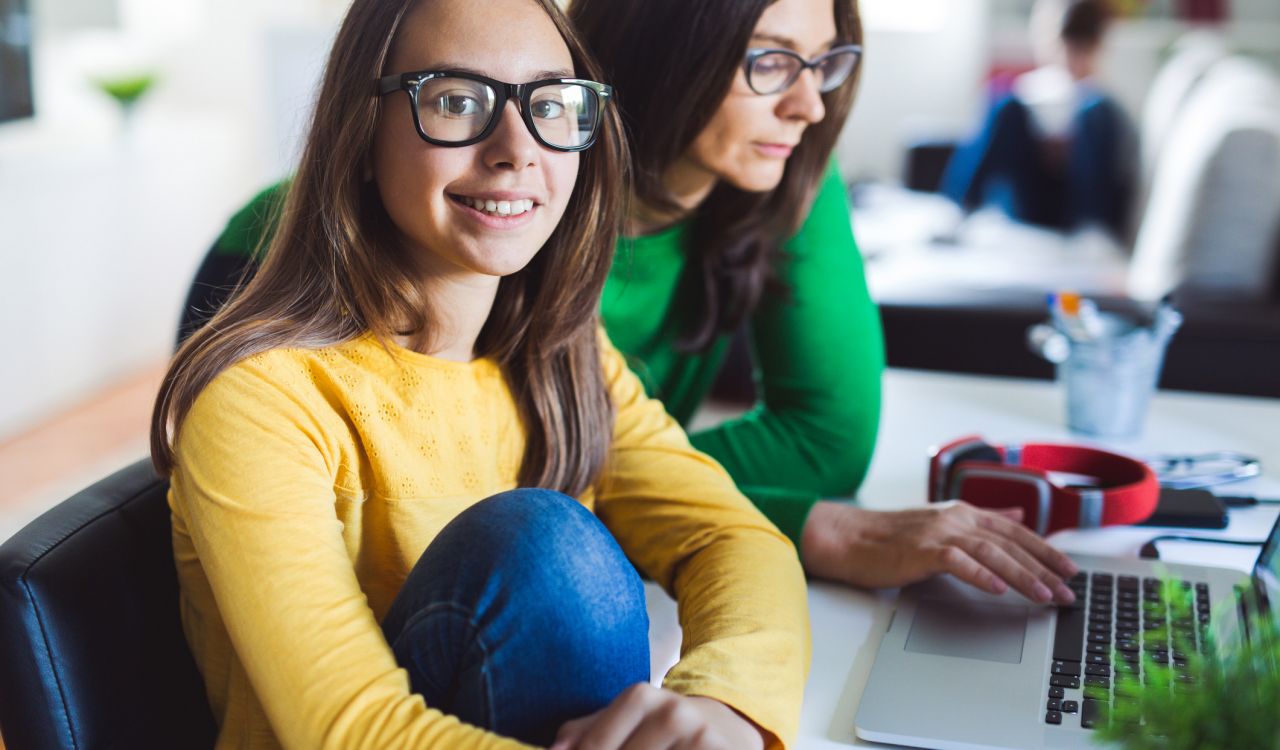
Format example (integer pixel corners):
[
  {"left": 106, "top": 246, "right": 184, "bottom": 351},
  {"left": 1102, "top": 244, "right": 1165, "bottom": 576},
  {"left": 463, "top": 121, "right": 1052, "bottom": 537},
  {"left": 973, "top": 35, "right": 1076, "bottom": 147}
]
[{"left": 169, "top": 332, "right": 810, "bottom": 750}]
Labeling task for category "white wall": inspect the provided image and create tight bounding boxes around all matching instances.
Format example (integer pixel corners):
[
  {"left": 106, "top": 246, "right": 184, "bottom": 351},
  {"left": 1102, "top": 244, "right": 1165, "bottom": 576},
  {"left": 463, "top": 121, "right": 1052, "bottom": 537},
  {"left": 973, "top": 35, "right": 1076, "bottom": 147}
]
[
  {"left": 837, "top": 0, "right": 992, "bottom": 183},
  {"left": 0, "top": 0, "right": 344, "bottom": 439}
]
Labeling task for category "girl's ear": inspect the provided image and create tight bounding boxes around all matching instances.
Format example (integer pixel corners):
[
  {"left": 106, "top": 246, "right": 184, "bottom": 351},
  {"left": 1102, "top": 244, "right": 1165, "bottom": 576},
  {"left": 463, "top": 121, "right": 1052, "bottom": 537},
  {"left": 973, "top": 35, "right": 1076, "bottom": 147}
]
[{"left": 361, "top": 158, "right": 375, "bottom": 183}]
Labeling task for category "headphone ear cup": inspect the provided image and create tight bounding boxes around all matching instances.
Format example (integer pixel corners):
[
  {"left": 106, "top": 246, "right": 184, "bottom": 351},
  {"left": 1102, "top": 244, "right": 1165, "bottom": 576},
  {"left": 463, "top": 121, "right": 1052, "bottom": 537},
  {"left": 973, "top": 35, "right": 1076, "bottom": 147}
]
[
  {"left": 929, "top": 436, "right": 1004, "bottom": 503},
  {"left": 942, "top": 443, "right": 1004, "bottom": 500},
  {"left": 942, "top": 437, "right": 1008, "bottom": 501},
  {"left": 957, "top": 443, "right": 1002, "bottom": 465}
]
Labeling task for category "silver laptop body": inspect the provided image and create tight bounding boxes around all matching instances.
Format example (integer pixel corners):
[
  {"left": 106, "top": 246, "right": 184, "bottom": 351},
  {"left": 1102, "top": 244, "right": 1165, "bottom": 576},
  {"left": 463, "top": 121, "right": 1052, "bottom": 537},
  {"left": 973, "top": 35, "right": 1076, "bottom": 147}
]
[{"left": 854, "top": 515, "right": 1279, "bottom": 750}]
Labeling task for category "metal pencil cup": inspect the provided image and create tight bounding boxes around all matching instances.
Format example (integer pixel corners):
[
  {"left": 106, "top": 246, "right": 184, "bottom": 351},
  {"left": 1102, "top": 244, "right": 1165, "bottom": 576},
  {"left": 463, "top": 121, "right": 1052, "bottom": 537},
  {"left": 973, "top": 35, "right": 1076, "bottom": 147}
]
[{"left": 1029, "top": 306, "right": 1182, "bottom": 438}]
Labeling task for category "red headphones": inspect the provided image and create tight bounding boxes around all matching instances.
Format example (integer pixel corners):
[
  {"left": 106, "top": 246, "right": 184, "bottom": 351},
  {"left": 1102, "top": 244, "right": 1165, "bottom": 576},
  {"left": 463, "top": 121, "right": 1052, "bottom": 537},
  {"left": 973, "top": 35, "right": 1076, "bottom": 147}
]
[{"left": 928, "top": 435, "right": 1160, "bottom": 536}]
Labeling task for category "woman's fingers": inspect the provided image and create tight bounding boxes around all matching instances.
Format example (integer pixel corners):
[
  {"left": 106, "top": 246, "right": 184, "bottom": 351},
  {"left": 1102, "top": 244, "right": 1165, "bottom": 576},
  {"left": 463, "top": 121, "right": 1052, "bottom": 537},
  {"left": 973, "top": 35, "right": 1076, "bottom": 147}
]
[
  {"left": 933, "top": 544, "right": 1008, "bottom": 596},
  {"left": 974, "top": 528, "right": 1075, "bottom": 604},
  {"left": 994, "top": 506, "right": 1024, "bottom": 520},
  {"left": 980, "top": 508, "right": 1079, "bottom": 579},
  {"left": 813, "top": 502, "right": 1079, "bottom": 602},
  {"left": 958, "top": 533, "right": 1066, "bottom": 603}
]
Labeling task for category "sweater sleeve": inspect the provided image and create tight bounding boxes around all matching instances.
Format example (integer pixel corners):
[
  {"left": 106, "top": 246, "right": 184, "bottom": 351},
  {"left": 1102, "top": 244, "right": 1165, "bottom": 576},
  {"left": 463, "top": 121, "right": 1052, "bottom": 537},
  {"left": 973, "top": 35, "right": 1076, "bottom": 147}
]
[
  {"left": 594, "top": 334, "right": 811, "bottom": 750},
  {"left": 170, "top": 363, "right": 533, "bottom": 750},
  {"left": 212, "top": 180, "right": 290, "bottom": 259},
  {"left": 688, "top": 162, "right": 885, "bottom": 548}
]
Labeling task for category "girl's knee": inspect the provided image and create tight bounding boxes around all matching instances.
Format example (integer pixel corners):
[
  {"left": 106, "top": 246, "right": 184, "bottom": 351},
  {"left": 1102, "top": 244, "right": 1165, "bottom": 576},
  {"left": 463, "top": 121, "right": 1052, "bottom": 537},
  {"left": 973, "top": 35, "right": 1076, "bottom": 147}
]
[{"left": 443, "top": 488, "right": 646, "bottom": 623}]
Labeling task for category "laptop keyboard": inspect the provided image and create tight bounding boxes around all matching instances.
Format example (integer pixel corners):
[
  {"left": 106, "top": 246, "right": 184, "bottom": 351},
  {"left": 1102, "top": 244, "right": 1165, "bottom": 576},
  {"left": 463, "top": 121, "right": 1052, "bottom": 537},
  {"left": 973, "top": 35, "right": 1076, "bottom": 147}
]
[{"left": 1045, "top": 571, "right": 1211, "bottom": 728}]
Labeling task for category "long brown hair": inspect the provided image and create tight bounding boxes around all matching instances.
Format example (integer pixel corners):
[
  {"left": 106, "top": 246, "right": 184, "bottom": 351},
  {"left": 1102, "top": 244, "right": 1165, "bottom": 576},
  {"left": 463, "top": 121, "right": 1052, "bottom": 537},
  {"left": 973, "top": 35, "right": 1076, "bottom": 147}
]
[
  {"left": 152, "top": 0, "right": 627, "bottom": 497},
  {"left": 570, "top": 0, "right": 862, "bottom": 351}
]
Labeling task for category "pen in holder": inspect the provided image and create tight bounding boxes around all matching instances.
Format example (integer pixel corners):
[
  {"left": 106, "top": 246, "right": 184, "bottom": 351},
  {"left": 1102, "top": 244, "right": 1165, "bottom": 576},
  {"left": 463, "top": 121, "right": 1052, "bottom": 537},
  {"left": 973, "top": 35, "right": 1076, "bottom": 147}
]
[{"left": 1029, "top": 294, "right": 1183, "bottom": 438}]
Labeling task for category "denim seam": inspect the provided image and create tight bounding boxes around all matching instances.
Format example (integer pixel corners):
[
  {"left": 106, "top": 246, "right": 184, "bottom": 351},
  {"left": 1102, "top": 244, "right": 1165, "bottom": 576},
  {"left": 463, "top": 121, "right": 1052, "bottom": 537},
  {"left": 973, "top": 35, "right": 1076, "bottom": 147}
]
[{"left": 393, "top": 601, "right": 495, "bottom": 729}]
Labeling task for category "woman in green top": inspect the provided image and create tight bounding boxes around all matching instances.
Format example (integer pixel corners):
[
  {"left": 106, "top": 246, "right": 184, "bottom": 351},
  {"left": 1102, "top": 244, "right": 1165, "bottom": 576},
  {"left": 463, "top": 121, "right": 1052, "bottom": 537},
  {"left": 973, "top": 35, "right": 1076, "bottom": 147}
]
[{"left": 182, "top": 0, "right": 1078, "bottom": 605}]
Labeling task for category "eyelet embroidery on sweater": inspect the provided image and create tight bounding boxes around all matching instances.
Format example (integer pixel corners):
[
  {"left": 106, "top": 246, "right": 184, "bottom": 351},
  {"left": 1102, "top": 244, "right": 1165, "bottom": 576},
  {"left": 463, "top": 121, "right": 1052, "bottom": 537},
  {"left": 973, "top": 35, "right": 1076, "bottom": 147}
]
[{"left": 400, "top": 369, "right": 423, "bottom": 389}]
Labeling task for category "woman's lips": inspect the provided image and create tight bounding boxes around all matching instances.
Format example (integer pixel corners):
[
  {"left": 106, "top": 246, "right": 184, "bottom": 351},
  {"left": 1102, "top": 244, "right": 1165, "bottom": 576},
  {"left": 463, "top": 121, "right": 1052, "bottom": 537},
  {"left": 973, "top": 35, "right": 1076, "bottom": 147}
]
[{"left": 753, "top": 142, "right": 795, "bottom": 159}]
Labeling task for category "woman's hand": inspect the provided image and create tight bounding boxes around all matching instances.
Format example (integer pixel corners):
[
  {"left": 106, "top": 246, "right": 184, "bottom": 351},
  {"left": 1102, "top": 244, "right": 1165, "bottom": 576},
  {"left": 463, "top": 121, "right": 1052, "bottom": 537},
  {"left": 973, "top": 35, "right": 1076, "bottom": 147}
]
[
  {"left": 550, "top": 684, "right": 766, "bottom": 750},
  {"left": 800, "top": 500, "right": 1079, "bottom": 605}
]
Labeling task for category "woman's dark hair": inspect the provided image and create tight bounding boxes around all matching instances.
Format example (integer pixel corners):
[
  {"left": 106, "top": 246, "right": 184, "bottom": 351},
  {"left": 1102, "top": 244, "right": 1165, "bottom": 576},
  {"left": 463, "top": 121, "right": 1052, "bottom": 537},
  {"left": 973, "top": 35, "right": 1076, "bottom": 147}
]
[
  {"left": 570, "top": 0, "right": 863, "bottom": 351},
  {"left": 1060, "top": 0, "right": 1112, "bottom": 49}
]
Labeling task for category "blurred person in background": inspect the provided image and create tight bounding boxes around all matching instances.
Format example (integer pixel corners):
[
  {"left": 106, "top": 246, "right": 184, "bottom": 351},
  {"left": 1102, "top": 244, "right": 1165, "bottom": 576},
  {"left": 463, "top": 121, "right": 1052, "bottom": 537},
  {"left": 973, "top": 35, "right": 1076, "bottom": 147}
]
[{"left": 942, "top": 0, "right": 1136, "bottom": 238}]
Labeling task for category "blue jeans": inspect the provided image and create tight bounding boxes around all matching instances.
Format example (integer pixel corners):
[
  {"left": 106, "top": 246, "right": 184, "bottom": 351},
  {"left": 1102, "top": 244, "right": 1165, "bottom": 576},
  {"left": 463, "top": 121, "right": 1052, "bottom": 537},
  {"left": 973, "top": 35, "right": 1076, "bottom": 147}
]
[
  {"left": 942, "top": 93, "right": 1133, "bottom": 237},
  {"left": 380, "top": 489, "right": 651, "bottom": 746}
]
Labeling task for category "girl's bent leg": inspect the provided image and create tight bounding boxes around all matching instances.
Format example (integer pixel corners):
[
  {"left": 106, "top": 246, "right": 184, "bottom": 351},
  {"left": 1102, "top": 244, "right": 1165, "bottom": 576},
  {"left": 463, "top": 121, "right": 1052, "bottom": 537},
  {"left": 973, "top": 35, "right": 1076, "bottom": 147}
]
[{"left": 381, "top": 489, "right": 650, "bottom": 746}]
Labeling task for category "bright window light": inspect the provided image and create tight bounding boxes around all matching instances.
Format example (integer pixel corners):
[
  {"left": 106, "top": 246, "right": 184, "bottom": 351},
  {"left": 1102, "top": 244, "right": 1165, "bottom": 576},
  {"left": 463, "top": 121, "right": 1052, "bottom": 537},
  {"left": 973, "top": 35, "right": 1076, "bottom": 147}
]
[{"left": 861, "top": 0, "right": 952, "bottom": 33}]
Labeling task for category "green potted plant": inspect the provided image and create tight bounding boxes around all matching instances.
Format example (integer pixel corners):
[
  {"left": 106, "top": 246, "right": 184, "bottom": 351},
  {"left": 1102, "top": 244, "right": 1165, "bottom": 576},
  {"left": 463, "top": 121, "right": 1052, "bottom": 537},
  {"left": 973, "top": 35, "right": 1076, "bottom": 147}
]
[{"left": 1095, "top": 580, "right": 1280, "bottom": 749}]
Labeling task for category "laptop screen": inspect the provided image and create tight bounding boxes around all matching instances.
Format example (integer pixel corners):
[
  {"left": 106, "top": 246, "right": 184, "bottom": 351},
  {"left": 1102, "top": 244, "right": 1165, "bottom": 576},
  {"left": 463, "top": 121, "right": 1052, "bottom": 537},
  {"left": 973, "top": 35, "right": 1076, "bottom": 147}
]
[{"left": 1250, "top": 510, "right": 1280, "bottom": 616}]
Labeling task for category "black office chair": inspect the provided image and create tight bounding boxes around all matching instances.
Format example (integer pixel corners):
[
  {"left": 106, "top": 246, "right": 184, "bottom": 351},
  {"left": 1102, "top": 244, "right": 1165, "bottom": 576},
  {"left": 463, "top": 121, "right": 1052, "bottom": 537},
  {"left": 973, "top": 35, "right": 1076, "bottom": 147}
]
[{"left": 0, "top": 460, "right": 216, "bottom": 749}]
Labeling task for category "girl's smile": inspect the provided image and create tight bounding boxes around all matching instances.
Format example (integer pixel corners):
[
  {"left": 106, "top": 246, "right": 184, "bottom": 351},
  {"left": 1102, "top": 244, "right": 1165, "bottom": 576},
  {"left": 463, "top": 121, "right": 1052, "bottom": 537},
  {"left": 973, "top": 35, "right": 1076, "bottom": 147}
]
[{"left": 447, "top": 190, "right": 542, "bottom": 228}]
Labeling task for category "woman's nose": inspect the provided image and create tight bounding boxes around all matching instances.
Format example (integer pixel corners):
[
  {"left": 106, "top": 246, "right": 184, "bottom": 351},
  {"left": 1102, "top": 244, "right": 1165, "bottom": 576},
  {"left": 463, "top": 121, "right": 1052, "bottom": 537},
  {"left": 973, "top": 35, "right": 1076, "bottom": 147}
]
[{"left": 778, "top": 68, "right": 827, "bottom": 124}]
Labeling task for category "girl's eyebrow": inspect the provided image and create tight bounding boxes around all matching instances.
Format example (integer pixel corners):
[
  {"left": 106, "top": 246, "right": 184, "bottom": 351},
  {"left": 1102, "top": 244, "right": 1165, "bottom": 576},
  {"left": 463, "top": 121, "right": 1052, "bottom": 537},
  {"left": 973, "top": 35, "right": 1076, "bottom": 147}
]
[
  {"left": 429, "top": 63, "right": 575, "bottom": 80},
  {"left": 532, "top": 68, "right": 576, "bottom": 80}
]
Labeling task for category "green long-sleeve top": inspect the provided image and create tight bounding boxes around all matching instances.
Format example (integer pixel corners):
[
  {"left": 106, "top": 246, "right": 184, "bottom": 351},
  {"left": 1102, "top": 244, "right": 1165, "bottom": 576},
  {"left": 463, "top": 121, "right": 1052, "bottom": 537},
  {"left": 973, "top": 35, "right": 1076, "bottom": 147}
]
[{"left": 204, "top": 164, "right": 884, "bottom": 548}]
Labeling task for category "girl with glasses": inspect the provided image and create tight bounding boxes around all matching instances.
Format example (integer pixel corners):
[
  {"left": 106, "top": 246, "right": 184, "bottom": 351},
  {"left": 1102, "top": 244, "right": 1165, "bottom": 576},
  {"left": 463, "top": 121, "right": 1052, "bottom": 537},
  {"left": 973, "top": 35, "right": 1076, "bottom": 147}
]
[{"left": 154, "top": 0, "right": 806, "bottom": 748}]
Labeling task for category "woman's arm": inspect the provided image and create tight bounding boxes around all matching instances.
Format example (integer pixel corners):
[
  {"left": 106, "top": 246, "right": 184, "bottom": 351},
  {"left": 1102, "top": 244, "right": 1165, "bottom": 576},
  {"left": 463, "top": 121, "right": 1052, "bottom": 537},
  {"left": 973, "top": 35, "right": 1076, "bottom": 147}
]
[
  {"left": 689, "top": 163, "right": 885, "bottom": 543},
  {"left": 171, "top": 362, "right": 531, "bottom": 750},
  {"left": 592, "top": 334, "right": 810, "bottom": 750},
  {"left": 680, "top": 166, "right": 1076, "bottom": 604}
]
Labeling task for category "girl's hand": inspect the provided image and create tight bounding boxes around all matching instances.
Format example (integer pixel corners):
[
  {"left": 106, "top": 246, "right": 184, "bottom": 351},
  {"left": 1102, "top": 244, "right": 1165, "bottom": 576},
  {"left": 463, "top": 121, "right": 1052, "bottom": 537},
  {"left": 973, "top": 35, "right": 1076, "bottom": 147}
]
[
  {"left": 550, "top": 684, "right": 766, "bottom": 750},
  {"left": 801, "top": 500, "right": 1079, "bottom": 605}
]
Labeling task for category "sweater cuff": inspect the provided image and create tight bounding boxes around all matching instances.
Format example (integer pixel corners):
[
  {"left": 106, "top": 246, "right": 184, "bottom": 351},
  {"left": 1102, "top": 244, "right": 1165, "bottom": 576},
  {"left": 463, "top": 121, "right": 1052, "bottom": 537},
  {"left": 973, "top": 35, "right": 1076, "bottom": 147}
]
[{"left": 738, "top": 486, "right": 819, "bottom": 550}]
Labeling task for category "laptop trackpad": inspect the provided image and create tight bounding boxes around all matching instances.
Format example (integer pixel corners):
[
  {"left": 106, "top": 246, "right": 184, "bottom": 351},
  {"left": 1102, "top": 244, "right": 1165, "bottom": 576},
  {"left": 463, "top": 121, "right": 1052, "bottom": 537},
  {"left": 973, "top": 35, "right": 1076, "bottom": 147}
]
[{"left": 904, "top": 598, "right": 1028, "bottom": 664}]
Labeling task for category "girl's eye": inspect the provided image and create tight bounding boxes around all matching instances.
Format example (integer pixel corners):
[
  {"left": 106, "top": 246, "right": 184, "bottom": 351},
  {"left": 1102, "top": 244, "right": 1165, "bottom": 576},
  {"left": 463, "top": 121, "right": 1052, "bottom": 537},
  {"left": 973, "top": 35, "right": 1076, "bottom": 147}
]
[
  {"left": 438, "top": 95, "right": 481, "bottom": 117},
  {"left": 531, "top": 98, "right": 566, "bottom": 119}
]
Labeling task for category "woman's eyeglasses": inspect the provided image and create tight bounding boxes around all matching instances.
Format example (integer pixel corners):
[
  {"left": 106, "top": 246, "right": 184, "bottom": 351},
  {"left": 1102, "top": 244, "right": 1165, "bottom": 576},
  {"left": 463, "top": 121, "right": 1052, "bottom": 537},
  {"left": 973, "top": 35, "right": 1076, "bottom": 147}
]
[
  {"left": 377, "top": 70, "right": 613, "bottom": 152},
  {"left": 742, "top": 44, "right": 862, "bottom": 96}
]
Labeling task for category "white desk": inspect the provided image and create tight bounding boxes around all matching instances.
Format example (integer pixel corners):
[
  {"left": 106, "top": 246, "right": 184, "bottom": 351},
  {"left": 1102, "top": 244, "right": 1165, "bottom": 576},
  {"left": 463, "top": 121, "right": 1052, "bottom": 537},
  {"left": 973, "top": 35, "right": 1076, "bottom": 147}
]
[{"left": 645, "top": 368, "right": 1280, "bottom": 749}]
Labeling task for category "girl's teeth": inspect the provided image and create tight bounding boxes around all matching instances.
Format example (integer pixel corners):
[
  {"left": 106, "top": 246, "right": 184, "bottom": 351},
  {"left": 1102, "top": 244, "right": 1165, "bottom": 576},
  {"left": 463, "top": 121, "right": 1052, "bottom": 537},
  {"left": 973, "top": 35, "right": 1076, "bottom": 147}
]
[{"left": 464, "top": 197, "right": 533, "bottom": 217}]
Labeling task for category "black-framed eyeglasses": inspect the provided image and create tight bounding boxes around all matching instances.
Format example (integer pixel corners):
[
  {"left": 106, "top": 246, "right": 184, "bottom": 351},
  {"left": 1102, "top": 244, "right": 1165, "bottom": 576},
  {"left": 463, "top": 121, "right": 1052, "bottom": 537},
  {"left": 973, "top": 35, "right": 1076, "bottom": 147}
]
[
  {"left": 743, "top": 44, "right": 862, "bottom": 96},
  {"left": 376, "top": 70, "right": 613, "bottom": 152}
]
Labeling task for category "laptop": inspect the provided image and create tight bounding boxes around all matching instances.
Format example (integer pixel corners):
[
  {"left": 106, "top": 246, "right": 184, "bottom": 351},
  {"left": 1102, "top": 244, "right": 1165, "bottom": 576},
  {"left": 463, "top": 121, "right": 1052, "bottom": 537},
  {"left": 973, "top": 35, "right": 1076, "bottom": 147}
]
[{"left": 854, "top": 511, "right": 1279, "bottom": 749}]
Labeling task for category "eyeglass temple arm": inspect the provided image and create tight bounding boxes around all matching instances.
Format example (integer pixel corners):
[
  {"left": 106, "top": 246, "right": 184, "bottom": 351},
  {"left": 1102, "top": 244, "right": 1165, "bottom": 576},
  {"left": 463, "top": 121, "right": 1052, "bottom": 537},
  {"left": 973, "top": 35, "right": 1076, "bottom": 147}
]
[{"left": 377, "top": 74, "right": 407, "bottom": 95}]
